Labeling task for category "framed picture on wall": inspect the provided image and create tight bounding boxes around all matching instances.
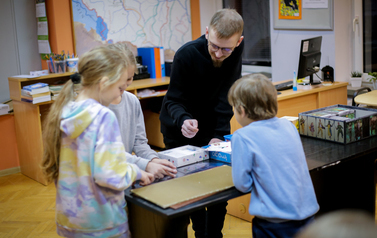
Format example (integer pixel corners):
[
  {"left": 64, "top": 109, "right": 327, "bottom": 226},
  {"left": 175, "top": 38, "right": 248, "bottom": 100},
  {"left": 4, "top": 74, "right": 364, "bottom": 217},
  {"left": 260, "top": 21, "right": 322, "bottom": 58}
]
[
  {"left": 279, "top": 0, "right": 302, "bottom": 20},
  {"left": 274, "top": 0, "right": 333, "bottom": 30}
]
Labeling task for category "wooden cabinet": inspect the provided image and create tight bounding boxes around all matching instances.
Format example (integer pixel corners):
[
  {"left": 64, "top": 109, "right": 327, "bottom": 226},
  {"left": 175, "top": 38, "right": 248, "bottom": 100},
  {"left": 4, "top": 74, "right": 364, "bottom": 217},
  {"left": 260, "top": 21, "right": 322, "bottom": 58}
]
[
  {"left": 227, "top": 81, "right": 348, "bottom": 221},
  {"left": 9, "top": 73, "right": 73, "bottom": 185},
  {"left": 8, "top": 74, "right": 170, "bottom": 185}
]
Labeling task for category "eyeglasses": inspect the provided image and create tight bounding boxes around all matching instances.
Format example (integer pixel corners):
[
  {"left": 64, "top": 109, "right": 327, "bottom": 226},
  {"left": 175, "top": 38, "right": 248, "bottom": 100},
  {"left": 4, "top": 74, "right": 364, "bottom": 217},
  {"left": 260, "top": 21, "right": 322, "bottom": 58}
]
[{"left": 207, "top": 39, "right": 234, "bottom": 55}]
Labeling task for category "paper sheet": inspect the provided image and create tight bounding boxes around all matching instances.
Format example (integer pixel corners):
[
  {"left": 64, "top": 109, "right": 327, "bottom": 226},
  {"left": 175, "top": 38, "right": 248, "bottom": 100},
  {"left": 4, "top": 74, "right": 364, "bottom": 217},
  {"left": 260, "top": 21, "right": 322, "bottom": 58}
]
[
  {"left": 36, "top": 3, "right": 46, "bottom": 17},
  {"left": 303, "top": 0, "right": 328, "bottom": 8}
]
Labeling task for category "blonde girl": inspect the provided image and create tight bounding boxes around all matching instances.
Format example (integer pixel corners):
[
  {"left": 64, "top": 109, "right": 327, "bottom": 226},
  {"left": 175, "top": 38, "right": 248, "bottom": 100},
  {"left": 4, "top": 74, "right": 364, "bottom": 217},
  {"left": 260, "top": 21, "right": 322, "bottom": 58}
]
[{"left": 41, "top": 46, "right": 154, "bottom": 238}]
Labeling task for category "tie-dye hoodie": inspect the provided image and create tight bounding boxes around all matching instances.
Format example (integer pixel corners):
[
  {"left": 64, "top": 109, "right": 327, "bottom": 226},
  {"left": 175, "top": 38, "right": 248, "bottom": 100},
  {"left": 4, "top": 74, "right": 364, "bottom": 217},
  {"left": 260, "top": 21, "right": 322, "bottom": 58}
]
[{"left": 56, "top": 98, "right": 141, "bottom": 238}]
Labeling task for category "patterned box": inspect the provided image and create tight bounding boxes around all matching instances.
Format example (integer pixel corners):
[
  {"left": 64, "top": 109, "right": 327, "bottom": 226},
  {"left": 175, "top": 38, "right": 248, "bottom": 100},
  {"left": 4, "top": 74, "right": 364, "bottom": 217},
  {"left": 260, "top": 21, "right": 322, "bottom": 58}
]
[{"left": 299, "top": 105, "right": 377, "bottom": 144}]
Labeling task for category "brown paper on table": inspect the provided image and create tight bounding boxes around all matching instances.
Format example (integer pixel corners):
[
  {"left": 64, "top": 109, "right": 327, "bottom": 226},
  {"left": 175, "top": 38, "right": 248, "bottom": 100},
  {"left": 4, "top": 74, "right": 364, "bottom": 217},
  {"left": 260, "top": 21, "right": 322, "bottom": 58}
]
[{"left": 131, "top": 165, "right": 234, "bottom": 209}]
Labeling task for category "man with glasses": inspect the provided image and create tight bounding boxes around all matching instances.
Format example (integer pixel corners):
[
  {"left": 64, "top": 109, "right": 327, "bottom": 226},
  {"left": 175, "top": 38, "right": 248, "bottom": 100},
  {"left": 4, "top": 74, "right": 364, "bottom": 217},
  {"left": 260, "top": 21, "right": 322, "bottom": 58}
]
[{"left": 160, "top": 9, "right": 244, "bottom": 238}]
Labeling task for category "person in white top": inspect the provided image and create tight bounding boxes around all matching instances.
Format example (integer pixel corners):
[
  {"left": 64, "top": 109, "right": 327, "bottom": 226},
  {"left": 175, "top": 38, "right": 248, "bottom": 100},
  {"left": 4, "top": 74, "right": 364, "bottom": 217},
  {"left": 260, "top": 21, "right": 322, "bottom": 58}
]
[{"left": 107, "top": 42, "right": 177, "bottom": 179}]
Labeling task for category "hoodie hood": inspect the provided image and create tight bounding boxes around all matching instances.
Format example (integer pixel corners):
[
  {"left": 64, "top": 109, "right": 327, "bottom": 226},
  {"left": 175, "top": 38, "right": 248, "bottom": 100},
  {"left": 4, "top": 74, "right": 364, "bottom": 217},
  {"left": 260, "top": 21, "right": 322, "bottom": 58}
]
[{"left": 60, "top": 99, "right": 103, "bottom": 139}]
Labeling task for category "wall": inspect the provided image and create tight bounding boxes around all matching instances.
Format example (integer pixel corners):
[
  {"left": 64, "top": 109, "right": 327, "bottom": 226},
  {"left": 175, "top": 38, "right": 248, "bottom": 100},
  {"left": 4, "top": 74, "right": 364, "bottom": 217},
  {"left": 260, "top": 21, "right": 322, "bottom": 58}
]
[
  {"left": 0, "top": 115, "right": 19, "bottom": 174},
  {"left": 270, "top": 0, "right": 337, "bottom": 82},
  {"left": 199, "top": 0, "right": 222, "bottom": 35},
  {"left": 0, "top": 0, "right": 19, "bottom": 103},
  {"left": 270, "top": 0, "right": 354, "bottom": 83},
  {"left": 45, "top": 0, "right": 74, "bottom": 57},
  {"left": 334, "top": 0, "right": 353, "bottom": 82},
  {"left": 0, "top": 0, "right": 41, "bottom": 103}
]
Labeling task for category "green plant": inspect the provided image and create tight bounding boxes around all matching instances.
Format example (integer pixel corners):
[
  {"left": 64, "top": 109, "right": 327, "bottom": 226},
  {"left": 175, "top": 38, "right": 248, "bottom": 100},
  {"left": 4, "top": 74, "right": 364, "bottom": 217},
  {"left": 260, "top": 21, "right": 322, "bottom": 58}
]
[
  {"left": 350, "top": 71, "right": 362, "bottom": 77},
  {"left": 368, "top": 72, "right": 377, "bottom": 82}
]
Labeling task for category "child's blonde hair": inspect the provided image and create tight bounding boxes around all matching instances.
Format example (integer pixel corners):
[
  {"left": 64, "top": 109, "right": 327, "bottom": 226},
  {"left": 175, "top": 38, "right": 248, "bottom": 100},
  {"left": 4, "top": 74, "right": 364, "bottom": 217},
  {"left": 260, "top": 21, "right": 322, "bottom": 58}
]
[
  {"left": 41, "top": 46, "right": 129, "bottom": 183},
  {"left": 228, "top": 73, "right": 277, "bottom": 121},
  {"left": 106, "top": 42, "right": 138, "bottom": 73}
]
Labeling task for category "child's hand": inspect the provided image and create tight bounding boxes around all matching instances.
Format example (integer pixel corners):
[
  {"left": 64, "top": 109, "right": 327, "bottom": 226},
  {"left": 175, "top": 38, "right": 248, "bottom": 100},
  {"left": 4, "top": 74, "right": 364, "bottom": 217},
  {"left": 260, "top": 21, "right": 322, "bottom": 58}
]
[
  {"left": 139, "top": 170, "right": 154, "bottom": 186},
  {"left": 208, "top": 138, "right": 223, "bottom": 145},
  {"left": 181, "top": 119, "right": 199, "bottom": 138},
  {"left": 146, "top": 158, "right": 177, "bottom": 179}
]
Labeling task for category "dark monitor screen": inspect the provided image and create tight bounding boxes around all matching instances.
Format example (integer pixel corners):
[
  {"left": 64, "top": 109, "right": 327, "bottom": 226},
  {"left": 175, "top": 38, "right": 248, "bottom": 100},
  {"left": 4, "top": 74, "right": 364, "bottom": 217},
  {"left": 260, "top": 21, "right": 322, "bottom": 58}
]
[{"left": 297, "top": 36, "right": 322, "bottom": 84}]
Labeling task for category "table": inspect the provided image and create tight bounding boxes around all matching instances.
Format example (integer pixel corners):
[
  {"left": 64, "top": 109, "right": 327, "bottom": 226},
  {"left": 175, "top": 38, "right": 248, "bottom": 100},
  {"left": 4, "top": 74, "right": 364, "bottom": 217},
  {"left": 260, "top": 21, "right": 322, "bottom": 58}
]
[
  {"left": 125, "top": 135, "right": 377, "bottom": 236},
  {"left": 354, "top": 90, "right": 377, "bottom": 107},
  {"left": 303, "top": 136, "right": 377, "bottom": 215},
  {"left": 125, "top": 160, "right": 243, "bottom": 219}
]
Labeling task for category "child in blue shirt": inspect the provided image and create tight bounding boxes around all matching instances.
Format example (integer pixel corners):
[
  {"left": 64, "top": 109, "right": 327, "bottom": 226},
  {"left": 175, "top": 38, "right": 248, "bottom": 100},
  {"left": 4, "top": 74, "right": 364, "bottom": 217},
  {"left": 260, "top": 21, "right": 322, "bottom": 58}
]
[
  {"left": 41, "top": 46, "right": 154, "bottom": 237},
  {"left": 227, "top": 74, "right": 319, "bottom": 238}
]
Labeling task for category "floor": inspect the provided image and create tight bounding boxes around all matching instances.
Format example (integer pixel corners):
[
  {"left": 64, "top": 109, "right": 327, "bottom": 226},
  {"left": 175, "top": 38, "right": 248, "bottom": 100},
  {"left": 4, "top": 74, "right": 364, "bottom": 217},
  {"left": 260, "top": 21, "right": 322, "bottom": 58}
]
[
  {"left": 0, "top": 173, "right": 252, "bottom": 238},
  {"left": 1, "top": 171, "right": 376, "bottom": 237}
]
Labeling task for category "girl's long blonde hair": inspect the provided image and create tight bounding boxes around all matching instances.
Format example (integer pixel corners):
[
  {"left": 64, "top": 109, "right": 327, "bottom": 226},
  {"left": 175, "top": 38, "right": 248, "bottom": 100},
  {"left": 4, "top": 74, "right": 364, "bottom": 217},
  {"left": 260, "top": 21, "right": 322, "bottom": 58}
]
[{"left": 41, "top": 46, "right": 129, "bottom": 183}]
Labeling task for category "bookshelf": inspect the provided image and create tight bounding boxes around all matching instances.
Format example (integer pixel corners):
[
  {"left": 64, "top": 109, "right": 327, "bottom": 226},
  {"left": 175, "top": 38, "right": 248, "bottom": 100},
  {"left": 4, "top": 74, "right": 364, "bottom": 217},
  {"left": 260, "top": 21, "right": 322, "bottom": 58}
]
[{"left": 8, "top": 73, "right": 170, "bottom": 185}]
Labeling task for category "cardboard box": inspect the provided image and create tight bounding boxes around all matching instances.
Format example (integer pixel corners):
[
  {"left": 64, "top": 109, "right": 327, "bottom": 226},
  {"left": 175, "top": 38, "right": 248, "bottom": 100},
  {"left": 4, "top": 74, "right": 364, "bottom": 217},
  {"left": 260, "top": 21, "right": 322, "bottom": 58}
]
[
  {"left": 157, "top": 145, "right": 209, "bottom": 167},
  {"left": 299, "top": 105, "right": 377, "bottom": 144},
  {"left": 208, "top": 151, "right": 231, "bottom": 163},
  {"left": 203, "top": 141, "right": 232, "bottom": 163}
]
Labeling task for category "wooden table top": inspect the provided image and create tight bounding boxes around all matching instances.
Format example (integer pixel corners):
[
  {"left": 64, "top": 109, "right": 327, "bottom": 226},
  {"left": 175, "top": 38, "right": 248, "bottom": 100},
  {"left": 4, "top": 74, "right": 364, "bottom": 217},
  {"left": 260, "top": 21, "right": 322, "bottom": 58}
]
[{"left": 354, "top": 90, "right": 377, "bottom": 106}]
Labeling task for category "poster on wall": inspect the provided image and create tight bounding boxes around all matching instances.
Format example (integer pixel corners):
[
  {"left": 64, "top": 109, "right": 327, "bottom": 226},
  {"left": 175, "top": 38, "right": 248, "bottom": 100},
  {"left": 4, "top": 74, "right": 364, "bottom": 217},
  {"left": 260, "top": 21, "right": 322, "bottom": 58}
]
[
  {"left": 279, "top": 0, "right": 302, "bottom": 20},
  {"left": 71, "top": 0, "right": 192, "bottom": 57},
  {"left": 36, "top": 0, "right": 51, "bottom": 58}
]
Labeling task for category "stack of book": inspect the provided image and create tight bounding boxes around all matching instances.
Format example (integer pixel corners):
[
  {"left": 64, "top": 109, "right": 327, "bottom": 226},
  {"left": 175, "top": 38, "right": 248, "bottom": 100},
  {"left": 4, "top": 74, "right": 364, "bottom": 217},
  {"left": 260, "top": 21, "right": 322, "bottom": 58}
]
[
  {"left": 49, "top": 84, "right": 64, "bottom": 100},
  {"left": 21, "top": 83, "right": 51, "bottom": 104},
  {"left": 49, "top": 83, "right": 81, "bottom": 100}
]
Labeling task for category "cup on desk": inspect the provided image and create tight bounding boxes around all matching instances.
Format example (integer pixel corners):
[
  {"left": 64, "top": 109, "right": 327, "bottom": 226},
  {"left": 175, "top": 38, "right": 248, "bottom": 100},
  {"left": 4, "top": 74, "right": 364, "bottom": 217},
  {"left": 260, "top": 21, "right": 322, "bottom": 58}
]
[
  {"left": 66, "top": 58, "right": 79, "bottom": 73},
  {"left": 46, "top": 60, "right": 54, "bottom": 73},
  {"left": 54, "top": 60, "right": 66, "bottom": 73}
]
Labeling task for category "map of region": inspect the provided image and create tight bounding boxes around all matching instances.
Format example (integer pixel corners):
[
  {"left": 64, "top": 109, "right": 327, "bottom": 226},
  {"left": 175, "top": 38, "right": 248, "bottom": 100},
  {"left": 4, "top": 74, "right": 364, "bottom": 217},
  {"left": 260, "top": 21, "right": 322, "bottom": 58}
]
[{"left": 72, "top": 0, "right": 192, "bottom": 57}]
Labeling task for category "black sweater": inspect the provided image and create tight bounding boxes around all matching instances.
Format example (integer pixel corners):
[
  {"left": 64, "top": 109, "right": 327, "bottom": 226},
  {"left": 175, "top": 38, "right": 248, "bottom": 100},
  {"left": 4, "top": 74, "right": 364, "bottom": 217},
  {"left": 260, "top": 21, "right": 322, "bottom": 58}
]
[{"left": 160, "top": 35, "right": 244, "bottom": 146}]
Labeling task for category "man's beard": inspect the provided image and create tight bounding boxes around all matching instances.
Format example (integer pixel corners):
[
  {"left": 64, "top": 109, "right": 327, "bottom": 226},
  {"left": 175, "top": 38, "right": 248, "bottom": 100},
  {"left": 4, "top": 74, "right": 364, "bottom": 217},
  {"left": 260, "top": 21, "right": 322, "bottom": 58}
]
[{"left": 212, "top": 59, "right": 223, "bottom": 68}]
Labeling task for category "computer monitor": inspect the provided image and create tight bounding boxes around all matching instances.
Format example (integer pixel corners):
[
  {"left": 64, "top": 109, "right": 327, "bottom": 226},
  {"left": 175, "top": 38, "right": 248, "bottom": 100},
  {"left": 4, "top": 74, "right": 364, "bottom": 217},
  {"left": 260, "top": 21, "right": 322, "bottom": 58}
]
[{"left": 297, "top": 36, "right": 322, "bottom": 85}]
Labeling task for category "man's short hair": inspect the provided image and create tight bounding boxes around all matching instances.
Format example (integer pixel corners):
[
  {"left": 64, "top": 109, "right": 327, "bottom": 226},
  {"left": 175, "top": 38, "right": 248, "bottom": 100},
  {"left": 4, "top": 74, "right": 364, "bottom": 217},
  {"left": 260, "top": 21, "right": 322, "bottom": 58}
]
[
  {"left": 228, "top": 74, "right": 277, "bottom": 121},
  {"left": 209, "top": 8, "right": 244, "bottom": 39}
]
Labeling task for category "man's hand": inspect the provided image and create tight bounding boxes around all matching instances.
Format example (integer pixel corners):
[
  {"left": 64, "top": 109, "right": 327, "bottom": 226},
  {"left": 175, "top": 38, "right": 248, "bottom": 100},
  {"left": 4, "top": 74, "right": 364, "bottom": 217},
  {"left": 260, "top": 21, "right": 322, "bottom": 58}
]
[
  {"left": 208, "top": 138, "right": 223, "bottom": 145},
  {"left": 181, "top": 119, "right": 199, "bottom": 138},
  {"left": 146, "top": 158, "right": 177, "bottom": 179},
  {"left": 139, "top": 170, "right": 154, "bottom": 186}
]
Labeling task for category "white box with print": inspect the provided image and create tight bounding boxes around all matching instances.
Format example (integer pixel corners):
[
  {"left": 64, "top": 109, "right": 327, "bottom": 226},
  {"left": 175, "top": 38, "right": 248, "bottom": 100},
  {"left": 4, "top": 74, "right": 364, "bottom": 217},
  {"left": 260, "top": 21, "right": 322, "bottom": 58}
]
[{"left": 157, "top": 145, "right": 209, "bottom": 167}]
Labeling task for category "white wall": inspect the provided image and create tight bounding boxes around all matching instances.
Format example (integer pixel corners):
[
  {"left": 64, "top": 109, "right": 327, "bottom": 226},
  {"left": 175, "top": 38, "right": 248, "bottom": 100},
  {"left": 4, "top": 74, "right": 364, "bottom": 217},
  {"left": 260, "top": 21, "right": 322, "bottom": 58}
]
[
  {"left": 0, "top": 0, "right": 41, "bottom": 103},
  {"left": 270, "top": 0, "right": 337, "bottom": 82},
  {"left": 0, "top": 0, "right": 19, "bottom": 103},
  {"left": 334, "top": 0, "right": 353, "bottom": 83},
  {"left": 199, "top": 0, "right": 222, "bottom": 35}
]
